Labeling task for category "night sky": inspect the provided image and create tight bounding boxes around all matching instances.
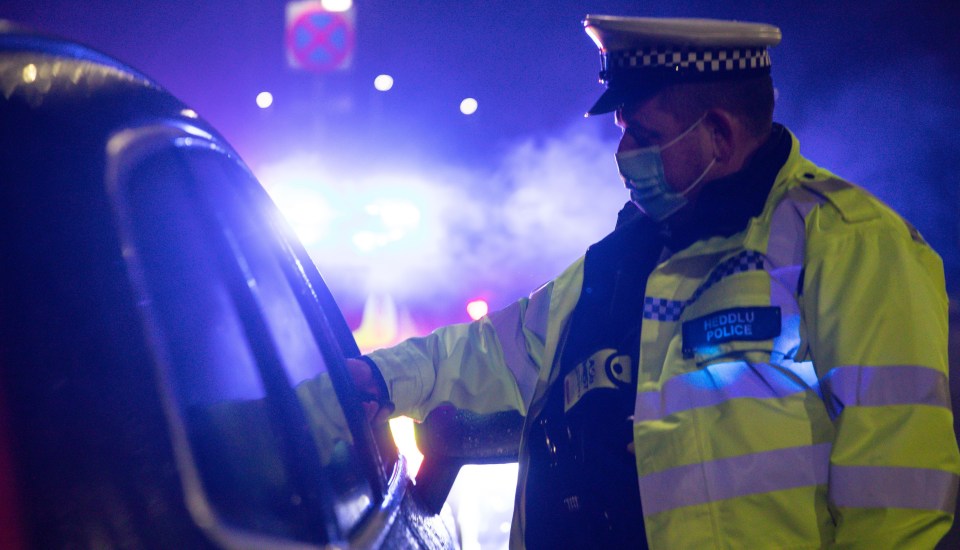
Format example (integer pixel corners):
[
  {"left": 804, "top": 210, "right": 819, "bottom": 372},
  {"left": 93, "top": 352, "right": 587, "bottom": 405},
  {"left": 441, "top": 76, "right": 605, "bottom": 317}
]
[{"left": 5, "top": 0, "right": 959, "bottom": 328}]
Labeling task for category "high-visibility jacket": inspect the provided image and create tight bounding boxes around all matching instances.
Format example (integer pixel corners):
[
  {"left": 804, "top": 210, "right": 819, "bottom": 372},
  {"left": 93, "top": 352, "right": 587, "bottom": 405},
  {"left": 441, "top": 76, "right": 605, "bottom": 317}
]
[{"left": 367, "top": 129, "right": 960, "bottom": 549}]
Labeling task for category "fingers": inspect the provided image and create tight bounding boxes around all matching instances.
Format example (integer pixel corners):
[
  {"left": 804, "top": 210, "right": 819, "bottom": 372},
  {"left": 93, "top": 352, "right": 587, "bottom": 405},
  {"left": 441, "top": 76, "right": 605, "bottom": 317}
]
[
  {"left": 346, "top": 358, "right": 378, "bottom": 398},
  {"left": 372, "top": 401, "right": 396, "bottom": 425},
  {"left": 361, "top": 401, "right": 378, "bottom": 422},
  {"left": 359, "top": 395, "right": 394, "bottom": 424},
  {"left": 348, "top": 357, "right": 393, "bottom": 424}
]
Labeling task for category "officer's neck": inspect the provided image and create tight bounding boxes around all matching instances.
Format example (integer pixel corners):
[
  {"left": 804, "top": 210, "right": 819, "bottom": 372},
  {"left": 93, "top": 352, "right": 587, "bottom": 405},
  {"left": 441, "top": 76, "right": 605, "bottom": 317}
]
[{"left": 657, "top": 123, "right": 791, "bottom": 254}]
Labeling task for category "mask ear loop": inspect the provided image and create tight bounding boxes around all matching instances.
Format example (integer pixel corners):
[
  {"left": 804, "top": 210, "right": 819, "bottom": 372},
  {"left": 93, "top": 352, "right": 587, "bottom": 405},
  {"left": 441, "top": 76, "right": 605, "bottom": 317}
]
[
  {"left": 678, "top": 157, "right": 717, "bottom": 196},
  {"left": 667, "top": 112, "right": 715, "bottom": 197},
  {"left": 661, "top": 112, "right": 709, "bottom": 151}
]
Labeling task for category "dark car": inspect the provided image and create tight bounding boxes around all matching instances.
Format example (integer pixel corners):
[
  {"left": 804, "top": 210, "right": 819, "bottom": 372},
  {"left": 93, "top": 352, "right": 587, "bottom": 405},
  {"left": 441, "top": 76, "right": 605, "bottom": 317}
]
[{"left": 0, "top": 28, "right": 504, "bottom": 549}]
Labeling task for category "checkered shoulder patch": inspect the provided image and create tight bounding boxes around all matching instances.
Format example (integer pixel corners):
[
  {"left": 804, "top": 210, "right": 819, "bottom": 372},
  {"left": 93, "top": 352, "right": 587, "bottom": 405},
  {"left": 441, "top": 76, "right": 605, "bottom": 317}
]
[{"left": 642, "top": 251, "right": 767, "bottom": 322}]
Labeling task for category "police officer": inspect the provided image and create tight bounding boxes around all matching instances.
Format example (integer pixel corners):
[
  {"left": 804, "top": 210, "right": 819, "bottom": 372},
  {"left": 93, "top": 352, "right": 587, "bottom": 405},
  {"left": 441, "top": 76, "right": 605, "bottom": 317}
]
[{"left": 349, "top": 15, "right": 960, "bottom": 549}]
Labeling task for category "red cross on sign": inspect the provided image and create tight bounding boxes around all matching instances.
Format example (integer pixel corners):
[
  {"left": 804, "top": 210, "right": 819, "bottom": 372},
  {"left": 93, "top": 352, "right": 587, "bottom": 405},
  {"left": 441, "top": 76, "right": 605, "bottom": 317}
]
[{"left": 285, "top": 3, "right": 355, "bottom": 73}]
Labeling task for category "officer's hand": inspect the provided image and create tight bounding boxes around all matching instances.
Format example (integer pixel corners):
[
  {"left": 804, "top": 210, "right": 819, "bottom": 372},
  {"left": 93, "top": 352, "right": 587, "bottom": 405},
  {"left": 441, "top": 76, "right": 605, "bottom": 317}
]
[{"left": 345, "top": 358, "right": 394, "bottom": 424}]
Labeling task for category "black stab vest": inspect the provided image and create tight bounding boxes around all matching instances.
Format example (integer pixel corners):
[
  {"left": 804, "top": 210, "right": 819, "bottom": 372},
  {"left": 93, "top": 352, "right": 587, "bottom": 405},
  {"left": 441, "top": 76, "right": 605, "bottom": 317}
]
[{"left": 524, "top": 214, "right": 662, "bottom": 550}]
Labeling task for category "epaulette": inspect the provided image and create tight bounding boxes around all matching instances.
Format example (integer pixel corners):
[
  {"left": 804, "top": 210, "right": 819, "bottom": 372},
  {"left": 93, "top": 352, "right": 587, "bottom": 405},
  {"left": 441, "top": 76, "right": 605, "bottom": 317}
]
[{"left": 800, "top": 177, "right": 881, "bottom": 224}]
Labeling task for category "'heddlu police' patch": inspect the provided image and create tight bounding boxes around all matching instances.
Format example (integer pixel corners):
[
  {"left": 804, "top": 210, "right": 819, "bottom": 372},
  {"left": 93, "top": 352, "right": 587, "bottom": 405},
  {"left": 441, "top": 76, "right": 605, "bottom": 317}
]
[{"left": 682, "top": 306, "right": 781, "bottom": 357}]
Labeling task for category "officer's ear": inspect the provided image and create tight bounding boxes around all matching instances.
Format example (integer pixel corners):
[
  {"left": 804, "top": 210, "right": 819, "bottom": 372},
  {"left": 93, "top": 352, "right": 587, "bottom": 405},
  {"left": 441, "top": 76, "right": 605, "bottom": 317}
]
[{"left": 704, "top": 108, "right": 737, "bottom": 164}]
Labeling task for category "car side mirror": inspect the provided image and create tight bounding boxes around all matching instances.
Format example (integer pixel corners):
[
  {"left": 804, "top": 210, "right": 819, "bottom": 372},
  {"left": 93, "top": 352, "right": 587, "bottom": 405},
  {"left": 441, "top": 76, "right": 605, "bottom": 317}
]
[{"left": 412, "top": 405, "right": 523, "bottom": 514}]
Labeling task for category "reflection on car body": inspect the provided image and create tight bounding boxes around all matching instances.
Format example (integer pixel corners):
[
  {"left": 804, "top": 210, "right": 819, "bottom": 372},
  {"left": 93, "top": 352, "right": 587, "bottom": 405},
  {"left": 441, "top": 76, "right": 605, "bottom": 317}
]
[{"left": 0, "top": 28, "right": 457, "bottom": 549}]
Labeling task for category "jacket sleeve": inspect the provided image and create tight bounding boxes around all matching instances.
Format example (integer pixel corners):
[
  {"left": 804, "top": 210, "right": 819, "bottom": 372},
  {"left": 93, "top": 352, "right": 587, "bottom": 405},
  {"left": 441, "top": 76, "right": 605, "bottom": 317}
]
[
  {"left": 364, "top": 261, "right": 580, "bottom": 421},
  {"left": 803, "top": 195, "right": 960, "bottom": 549}
]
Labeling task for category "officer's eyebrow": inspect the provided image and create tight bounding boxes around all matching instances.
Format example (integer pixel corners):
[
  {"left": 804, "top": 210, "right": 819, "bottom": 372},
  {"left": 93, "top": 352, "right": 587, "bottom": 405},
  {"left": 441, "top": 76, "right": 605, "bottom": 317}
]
[{"left": 615, "top": 109, "right": 659, "bottom": 144}]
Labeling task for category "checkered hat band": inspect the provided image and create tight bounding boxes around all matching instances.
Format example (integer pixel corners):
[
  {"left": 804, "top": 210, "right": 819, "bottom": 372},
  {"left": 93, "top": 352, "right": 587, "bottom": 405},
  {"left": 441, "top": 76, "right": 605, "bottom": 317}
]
[
  {"left": 642, "top": 251, "right": 767, "bottom": 322},
  {"left": 603, "top": 46, "right": 770, "bottom": 79}
]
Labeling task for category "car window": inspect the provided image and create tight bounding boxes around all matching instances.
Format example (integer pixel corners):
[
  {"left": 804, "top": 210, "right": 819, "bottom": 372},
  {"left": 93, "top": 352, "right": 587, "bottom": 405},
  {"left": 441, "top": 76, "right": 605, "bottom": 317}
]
[{"left": 116, "top": 141, "right": 374, "bottom": 544}]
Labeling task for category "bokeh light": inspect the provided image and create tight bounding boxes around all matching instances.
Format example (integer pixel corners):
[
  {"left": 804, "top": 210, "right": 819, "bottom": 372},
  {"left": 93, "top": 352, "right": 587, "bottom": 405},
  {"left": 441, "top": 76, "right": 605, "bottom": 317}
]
[
  {"left": 460, "top": 97, "right": 478, "bottom": 115},
  {"left": 352, "top": 199, "right": 422, "bottom": 252},
  {"left": 22, "top": 63, "right": 37, "bottom": 83},
  {"left": 321, "top": 0, "right": 353, "bottom": 11},
  {"left": 389, "top": 417, "right": 423, "bottom": 476},
  {"left": 374, "top": 74, "right": 394, "bottom": 92},
  {"left": 263, "top": 183, "right": 336, "bottom": 246},
  {"left": 256, "top": 91, "right": 273, "bottom": 109},
  {"left": 466, "top": 299, "right": 489, "bottom": 320}
]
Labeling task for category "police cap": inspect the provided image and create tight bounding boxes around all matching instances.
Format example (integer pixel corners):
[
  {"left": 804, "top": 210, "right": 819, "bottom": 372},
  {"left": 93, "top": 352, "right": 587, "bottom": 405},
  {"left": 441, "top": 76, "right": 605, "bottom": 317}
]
[{"left": 583, "top": 15, "right": 782, "bottom": 116}]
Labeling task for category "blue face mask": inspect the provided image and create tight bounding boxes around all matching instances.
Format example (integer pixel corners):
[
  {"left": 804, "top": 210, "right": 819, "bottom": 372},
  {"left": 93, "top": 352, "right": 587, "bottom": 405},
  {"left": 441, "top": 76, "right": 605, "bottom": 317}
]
[{"left": 615, "top": 114, "right": 716, "bottom": 222}]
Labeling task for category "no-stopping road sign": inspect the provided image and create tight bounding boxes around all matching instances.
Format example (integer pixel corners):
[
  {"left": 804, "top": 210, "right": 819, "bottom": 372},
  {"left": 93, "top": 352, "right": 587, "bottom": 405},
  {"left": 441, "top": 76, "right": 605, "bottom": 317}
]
[{"left": 285, "top": 1, "right": 355, "bottom": 73}]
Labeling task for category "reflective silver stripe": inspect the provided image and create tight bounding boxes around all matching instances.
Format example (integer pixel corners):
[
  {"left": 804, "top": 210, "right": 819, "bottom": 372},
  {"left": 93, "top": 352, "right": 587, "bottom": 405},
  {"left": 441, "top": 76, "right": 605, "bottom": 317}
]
[
  {"left": 768, "top": 277, "right": 806, "bottom": 372},
  {"left": 639, "top": 443, "right": 831, "bottom": 516},
  {"left": 821, "top": 365, "right": 950, "bottom": 419},
  {"left": 524, "top": 282, "right": 552, "bottom": 345},
  {"left": 766, "top": 186, "right": 825, "bottom": 362},
  {"left": 488, "top": 298, "right": 545, "bottom": 405},
  {"left": 831, "top": 464, "right": 959, "bottom": 513},
  {"left": 766, "top": 185, "right": 825, "bottom": 278},
  {"left": 634, "top": 360, "right": 818, "bottom": 422}
]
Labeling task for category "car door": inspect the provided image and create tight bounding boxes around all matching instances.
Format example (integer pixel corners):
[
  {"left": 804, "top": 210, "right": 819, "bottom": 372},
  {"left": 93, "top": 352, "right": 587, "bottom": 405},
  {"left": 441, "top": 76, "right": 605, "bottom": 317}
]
[{"left": 107, "top": 123, "right": 456, "bottom": 549}]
